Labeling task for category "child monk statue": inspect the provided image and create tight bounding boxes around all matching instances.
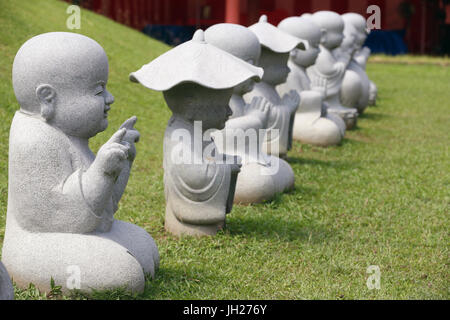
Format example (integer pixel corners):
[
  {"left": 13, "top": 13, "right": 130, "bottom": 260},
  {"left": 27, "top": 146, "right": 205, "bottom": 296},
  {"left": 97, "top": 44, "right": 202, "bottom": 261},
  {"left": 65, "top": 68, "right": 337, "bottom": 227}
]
[
  {"left": 244, "top": 15, "right": 307, "bottom": 159},
  {"left": 277, "top": 16, "right": 346, "bottom": 146},
  {"left": 204, "top": 23, "right": 295, "bottom": 203},
  {"left": 336, "top": 13, "right": 371, "bottom": 115},
  {"left": 1, "top": 32, "right": 159, "bottom": 294},
  {"left": 306, "top": 11, "right": 359, "bottom": 129},
  {"left": 342, "top": 12, "right": 377, "bottom": 107},
  {"left": 130, "top": 30, "right": 262, "bottom": 236}
]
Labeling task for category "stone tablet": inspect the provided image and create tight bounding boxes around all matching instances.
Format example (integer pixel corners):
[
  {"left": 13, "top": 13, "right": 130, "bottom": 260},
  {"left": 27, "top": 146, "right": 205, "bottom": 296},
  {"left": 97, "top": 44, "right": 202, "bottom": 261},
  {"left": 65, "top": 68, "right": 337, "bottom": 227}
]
[
  {"left": 306, "top": 11, "right": 359, "bottom": 129},
  {"left": 205, "top": 23, "right": 295, "bottom": 203},
  {"left": 130, "top": 30, "right": 262, "bottom": 235},
  {"left": 277, "top": 16, "right": 346, "bottom": 147},
  {"left": 2, "top": 32, "right": 159, "bottom": 294},
  {"left": 0, "top": 262, "right": 14, "bottom": 300}
]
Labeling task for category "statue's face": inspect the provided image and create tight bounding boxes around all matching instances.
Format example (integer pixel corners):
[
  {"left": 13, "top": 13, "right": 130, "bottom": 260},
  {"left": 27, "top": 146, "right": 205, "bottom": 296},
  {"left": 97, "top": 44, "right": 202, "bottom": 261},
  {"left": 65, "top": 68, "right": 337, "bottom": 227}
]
[
  {"left": 322, "top": 29, "right": 344, "bottom": 50},
  {"left": 259, "top": 48, "right": 290, "bottom": 85},
  {"left": 50, "top": 58, "right": 113, "bottom": 138},
  {"left": 354, "top": 30, "right": 367, "bottom": 48},
  {"left": 197, "top": 88, "right": 234, "bottom": 130},
  {"left": 164, "top": 84, "right": 233, "bottom": 130}
]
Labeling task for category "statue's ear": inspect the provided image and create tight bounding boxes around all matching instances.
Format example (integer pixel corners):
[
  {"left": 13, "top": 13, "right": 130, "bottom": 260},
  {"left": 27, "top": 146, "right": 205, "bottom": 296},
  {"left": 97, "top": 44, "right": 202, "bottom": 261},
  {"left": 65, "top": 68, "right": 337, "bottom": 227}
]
[
  {"left": 319, "top": 28, "right": 327, "bottom": 45},
  {"left": 35, "top": 84, "right": 56, "bottom": 121}
]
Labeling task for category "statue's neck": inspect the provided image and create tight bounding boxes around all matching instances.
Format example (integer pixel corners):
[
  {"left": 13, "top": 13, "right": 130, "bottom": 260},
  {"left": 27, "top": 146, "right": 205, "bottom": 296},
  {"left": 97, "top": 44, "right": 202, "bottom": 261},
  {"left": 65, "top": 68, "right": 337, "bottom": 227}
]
[
  {"left": 67, "top": 135, "right": 90, "bottom": 149},
  {"left": 288, "top": 59, "right": 307, "bottom": 75},
  {"left": 170, "top": 114, "right": 194, "bottom": 130},
  {"left": 288, "top": 59, "right": 311, "bottom": 90},
  {"left": 319, "top": 44, "right": 337, "bottom": 62},
  {"left": 255, "top": 81, "right": 281, "bottom": 104}
]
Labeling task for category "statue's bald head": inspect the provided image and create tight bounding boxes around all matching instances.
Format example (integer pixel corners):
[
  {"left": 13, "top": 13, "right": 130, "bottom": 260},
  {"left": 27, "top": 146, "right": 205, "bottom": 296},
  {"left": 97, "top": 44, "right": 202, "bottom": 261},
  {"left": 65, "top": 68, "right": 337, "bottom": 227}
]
[
  {"left": 311, "top": 11, "right": 345, "bottom": 49},
  {"left": 12, "top": 32, "right": 109, "bottom": 113},
  {"left": 312, "top": 11, "right": 344, "bottom": 33}
]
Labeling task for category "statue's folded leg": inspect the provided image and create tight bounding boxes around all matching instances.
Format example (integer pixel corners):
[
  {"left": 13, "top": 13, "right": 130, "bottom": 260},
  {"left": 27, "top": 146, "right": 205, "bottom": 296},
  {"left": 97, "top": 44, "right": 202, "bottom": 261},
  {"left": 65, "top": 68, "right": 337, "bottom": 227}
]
[
  {"left": 294, "top": 116, "right": 342, "bottom": 146},
  {"left": 97, "top": 220, "right": 160, "bottom": 277},
  {"left": 263, "top": 156, "right": 295, "bottom": 193},
  {"left": 369, "top": 81, "right": 377, "bottom": 106},
  {"left": 325, "top": 112, "right": 346, "bottom": 137},
  {"left": 234, "top": 163, "right": 277, "bottom": 204},
  {"left": 2, "top": 220, "right": 146, "bottom": 294}
]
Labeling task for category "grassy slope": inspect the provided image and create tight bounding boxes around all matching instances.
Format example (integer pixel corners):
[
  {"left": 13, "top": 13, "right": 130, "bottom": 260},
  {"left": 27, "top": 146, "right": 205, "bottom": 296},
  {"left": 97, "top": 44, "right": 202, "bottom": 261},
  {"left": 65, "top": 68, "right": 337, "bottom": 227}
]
[{"left": 0, "top": 0, "right": 448, "bottom": 299}]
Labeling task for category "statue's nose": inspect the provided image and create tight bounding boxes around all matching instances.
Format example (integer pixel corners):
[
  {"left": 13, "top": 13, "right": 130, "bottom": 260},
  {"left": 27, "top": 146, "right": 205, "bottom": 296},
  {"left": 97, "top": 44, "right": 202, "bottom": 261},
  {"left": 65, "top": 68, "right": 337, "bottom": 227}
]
[
  {"left": 105, "top": 90, "right": 115, "bottom": 105},
  {"left": 227, "top": 105, "right": 233, "bottom": 117}
]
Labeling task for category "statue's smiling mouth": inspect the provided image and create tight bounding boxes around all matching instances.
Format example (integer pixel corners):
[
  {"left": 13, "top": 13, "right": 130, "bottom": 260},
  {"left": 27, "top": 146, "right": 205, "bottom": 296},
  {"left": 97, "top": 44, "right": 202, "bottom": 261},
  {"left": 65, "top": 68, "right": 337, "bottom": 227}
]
[{"left": 104, "top": 105, "right": 111, "bottom": 117}]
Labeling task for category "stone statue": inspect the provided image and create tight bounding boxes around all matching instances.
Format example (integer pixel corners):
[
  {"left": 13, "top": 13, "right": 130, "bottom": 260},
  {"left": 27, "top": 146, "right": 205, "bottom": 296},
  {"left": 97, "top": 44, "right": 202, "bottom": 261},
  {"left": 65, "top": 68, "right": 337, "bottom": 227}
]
[
  {"left": 244, "top": 15, "right": 307, "bottom": 158},
  {"left": 306, "top": 11, "right": 359, "bottom": 129},
  {"left": 204, "top": 23, "right": 295, "bottom": 203},
  {"left": 336, "top": 13, "right": 371, "bottom": 114},
  {"left": 2, "top": 32, "right": 159, "bottom": 294},
  {"left": 277, "top": 16, "right": 346, "bottom": 147},
  {"left": 0, "top": 262, "right": 14, "bottom": 300},
  {"left": 342, "top": 13, "right": 378, "bottom": 106},
  {"left": 130, "top": 30, "right": 263, "bottom": 235}
]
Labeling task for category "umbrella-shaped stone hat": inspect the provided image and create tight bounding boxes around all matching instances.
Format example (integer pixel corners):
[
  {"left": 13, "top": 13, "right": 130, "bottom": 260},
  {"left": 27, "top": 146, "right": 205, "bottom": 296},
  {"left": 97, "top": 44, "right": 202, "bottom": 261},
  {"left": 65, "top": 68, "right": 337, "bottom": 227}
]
[
  {"left": 249, "top": 15, "right": 309, "bottom": 53},
  {"left": 130, "top": 29, "right": 264, "bottom": 91}
]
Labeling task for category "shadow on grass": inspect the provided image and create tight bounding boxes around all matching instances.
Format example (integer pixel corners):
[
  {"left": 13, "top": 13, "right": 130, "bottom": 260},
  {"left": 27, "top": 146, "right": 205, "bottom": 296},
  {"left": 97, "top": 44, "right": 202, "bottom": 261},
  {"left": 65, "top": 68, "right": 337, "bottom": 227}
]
[
  {"left": 143, "top": 266, "right": 224, "bottom": 299},
  {"left": 358, "top": 111, "right": 389, "bottom": 121},
  {"left": 286, "top": 156, "right": 362, "bottom": 170},
  {"left": 226, "top": 214, "right": 333, "bottom": 243}
]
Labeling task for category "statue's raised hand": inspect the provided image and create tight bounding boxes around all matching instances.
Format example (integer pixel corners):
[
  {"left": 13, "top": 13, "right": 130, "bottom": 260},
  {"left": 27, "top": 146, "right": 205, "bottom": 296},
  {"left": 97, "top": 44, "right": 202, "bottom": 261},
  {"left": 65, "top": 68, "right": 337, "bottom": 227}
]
[
  {"left": 247, "top": 96, "right": 271, "bottom": 127},
  {"left": 334, "top": 61, "right": 346, "bottom": 76},
  {"left": 120, "top": 116, "right": 140, "bottom": 161},
  {"left": 95, "top": 128, "right": 130, "bottom": 178},
  {"left": 282, "top": 90, "right": 300, "bottom": 113}
]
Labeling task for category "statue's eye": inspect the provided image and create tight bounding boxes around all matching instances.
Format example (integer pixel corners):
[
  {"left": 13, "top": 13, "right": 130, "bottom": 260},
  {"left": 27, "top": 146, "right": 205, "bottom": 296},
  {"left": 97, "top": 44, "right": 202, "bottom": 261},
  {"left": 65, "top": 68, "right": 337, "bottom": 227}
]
[{"left": 95, "top": 85, "right": 104, "bottom": 95}]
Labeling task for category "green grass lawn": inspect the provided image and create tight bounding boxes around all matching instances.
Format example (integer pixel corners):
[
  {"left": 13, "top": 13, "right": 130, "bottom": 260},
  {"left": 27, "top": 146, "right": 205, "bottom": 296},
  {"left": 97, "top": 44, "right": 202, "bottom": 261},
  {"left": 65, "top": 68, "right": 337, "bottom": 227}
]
[{"left": 0, "top": 0, "right": 449, "bottom": 300}]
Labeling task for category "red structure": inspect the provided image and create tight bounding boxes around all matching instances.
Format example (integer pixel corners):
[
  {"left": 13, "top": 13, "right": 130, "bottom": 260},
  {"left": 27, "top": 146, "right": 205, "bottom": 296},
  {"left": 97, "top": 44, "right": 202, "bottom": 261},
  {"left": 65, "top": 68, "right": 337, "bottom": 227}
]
[{"left": 67, "top": 0, "right": 447, "bottom": 54}]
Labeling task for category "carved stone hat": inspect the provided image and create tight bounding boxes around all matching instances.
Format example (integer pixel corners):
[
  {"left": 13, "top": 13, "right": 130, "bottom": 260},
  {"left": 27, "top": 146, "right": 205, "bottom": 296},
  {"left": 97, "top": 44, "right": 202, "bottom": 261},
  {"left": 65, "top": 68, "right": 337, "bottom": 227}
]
[
  {"left": 130, "top": 29, "right": 263, "bottom": 91},
  {"left": 248, "top": 15, "right": 308, "bottom": 53}
]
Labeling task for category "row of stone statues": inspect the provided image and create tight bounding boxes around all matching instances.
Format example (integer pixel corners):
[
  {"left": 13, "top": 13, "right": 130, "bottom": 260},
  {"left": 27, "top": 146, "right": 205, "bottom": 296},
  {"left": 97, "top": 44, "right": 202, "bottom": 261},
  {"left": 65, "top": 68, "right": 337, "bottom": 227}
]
[{"left": 0, "top": 11, "right": 377, "bottom": 298}]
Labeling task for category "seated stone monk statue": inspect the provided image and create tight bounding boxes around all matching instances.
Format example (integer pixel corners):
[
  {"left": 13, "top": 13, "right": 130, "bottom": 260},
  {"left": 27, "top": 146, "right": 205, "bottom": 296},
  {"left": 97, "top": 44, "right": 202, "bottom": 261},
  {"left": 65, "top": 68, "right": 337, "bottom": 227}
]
[
  {"left": 277, "top": 16, "right": 346, "bottom": 147},
  {"left": 130, "top": 30, "right": 262, "bottom": 236},
  {"left": 0, "top": 262, "right": 14, "bottom": 300},
  {"left": 244, "top": 15, "right": 307, "bottom": 159},
  {"left": 1, "top": 32, "right": 159, "bottom": 294},
  {"left": 342, "top": 13, "right": 378, "bottom": 106},
  {"left": 204, "top": 23, "right": 295, "bottom": 203},
  {"left": 306, "top": 11, "right": 359, "bottom": 129},
  {"left": 336, "top": 13, "right": 371, "bottom": 115}
]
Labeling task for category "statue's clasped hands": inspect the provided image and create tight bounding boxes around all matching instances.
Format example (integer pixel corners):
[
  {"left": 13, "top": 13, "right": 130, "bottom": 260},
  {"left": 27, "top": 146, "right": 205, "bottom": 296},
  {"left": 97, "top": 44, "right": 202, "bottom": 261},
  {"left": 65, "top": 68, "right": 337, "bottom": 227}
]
[{"left": 247, "top": 96, "right": 272, "bottom": 127}]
